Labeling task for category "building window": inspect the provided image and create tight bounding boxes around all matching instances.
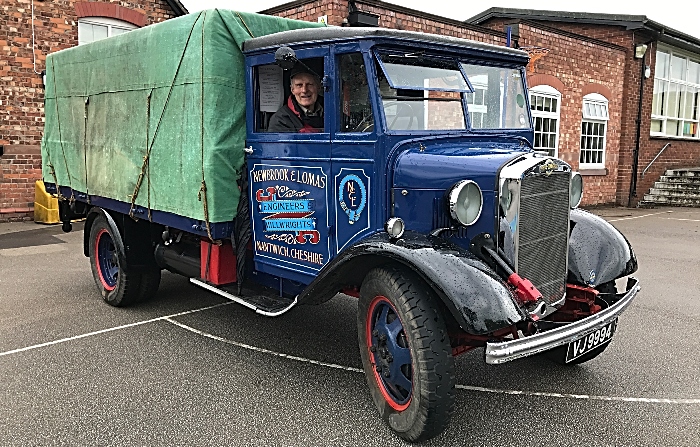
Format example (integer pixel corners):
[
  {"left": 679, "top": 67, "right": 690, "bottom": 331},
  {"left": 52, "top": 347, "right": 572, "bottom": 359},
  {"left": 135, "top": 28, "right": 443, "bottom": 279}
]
[
  {"left": 580, "top": 93, "right": 609, "bottom": 167},
  {"left": 78, "top": 17, "right": 136, "bottom": 45},
  {"left": 529, "top": 85, "right": 561, "bottom": 157},
  {"left": 651, "top": 47, "right": 700, "bottom": 139}
]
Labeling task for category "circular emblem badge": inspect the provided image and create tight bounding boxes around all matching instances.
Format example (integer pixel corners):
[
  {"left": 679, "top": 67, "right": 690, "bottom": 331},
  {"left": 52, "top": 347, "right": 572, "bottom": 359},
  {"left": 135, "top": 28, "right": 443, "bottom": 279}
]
[{"left": 338, "top": 174, "right": 367, "bottom": 224}]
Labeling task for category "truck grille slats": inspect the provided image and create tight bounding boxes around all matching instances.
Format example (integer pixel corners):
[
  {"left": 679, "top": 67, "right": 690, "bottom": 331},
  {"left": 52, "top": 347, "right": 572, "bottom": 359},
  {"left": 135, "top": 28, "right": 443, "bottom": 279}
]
[{"left": 517, "top": 172, "right": 569, "bottom": 304}]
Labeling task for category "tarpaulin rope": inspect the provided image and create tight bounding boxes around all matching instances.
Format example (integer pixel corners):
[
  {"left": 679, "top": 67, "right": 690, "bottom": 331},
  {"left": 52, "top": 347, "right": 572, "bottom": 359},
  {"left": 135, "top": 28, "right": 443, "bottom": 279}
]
[
  {"left": 82, "top": 96, "right": 90, "bottom": 202},
  {"left": 235, "top": 12, "right": 255, "bottom": 38},
  {"left": 50, "top": 57, "right": 74, "bottom": 202},
  {"left": 198, "top": 10, "right": 215, "bottom": 243},
  {"left": 146, "top": 90, "right": 153, "bottom": 221},
  {"left": 129, "top": 12, "right": 203, "bottom": 220}
]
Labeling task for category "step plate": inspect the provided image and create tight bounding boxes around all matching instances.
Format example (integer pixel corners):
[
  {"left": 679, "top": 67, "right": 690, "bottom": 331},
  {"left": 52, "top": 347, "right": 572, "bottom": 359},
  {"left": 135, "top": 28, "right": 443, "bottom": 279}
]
[{"left": 190, "top": 278, "right": 297, "bottom": 317}]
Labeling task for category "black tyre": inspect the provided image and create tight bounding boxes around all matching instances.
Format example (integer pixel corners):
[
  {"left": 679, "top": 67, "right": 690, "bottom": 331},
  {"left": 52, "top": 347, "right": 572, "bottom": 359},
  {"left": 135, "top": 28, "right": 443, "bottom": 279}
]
[
  {"left": 137, "top": 269, "right": 162, "bottom": 302},
  {"left": 358, "top": 267, "right": 455, "bottom": 442},
  {"left": 88, "top": 215, "right": 141, "bottom": 307},
  {"left": 543, "top": 281, "right": 617, "bottom": 365}
]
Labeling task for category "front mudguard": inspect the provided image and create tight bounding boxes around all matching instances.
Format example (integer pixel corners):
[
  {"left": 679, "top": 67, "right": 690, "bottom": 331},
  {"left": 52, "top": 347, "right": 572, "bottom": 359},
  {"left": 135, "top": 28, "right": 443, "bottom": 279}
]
[
  {"left": 568, "top": 209, "right": 638, "bottom": 287},
  {"left": 298, "top": 231, "right": 525, "bottom": 335}
]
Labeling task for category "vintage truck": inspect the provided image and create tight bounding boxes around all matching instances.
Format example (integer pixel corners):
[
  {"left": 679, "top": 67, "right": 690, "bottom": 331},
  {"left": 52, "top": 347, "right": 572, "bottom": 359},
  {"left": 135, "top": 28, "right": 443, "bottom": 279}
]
[{"left": 42, "top": 10, "right": 640, "bottom": 442}]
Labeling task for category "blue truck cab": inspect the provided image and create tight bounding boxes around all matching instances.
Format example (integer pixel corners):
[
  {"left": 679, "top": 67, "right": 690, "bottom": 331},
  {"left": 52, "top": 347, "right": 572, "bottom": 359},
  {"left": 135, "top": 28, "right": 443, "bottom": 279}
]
[{"left": 52, "top": 26, "right": 640, "bottom": 442}]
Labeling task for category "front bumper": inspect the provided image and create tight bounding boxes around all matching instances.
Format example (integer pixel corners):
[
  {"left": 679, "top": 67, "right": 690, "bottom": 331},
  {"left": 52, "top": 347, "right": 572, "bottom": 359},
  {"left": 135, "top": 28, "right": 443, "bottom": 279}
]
[{"left": 485, "top": 277, "right": 640, "bottom": 364}]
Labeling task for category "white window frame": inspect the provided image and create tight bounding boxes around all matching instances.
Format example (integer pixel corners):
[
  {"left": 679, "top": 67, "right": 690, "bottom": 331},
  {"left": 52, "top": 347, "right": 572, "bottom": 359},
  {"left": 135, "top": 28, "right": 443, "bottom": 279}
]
[
  {"left": 529, "top": 84, "right": 561, "bottom": 157},
  {"left": 78, "top": 17, "right": 137, "bottom": 45},
  {"left": 651, "top": 46, "right": 700, "bottom": 139},
  {"left": 580, "top": 93, "right": 609, "bottom": 168}
]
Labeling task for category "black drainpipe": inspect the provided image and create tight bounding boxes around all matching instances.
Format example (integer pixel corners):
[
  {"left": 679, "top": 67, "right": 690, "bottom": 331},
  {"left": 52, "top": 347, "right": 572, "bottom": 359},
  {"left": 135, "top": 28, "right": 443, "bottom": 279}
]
[{"left": 628, "top": 41, "right": 653, "bottom": 207}]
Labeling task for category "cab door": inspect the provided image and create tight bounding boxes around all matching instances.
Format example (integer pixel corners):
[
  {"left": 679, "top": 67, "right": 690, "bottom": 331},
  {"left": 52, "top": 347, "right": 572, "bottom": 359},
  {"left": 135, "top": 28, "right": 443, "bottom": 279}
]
[
  {"left": 246, "top": 47, "right": 331, "bottom": 283},
  {"left": 331, "top": 50, "right": 378, "bottom": 255}
]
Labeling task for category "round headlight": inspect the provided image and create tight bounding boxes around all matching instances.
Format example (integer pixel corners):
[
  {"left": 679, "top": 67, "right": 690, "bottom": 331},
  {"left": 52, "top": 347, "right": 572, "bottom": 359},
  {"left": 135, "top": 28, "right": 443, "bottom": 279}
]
[
  {"left": 448, "top": 180, "right": 483, "bottom": 226},
  {"left": 570, "top": 172, "right": 583, "bottom": 208}
]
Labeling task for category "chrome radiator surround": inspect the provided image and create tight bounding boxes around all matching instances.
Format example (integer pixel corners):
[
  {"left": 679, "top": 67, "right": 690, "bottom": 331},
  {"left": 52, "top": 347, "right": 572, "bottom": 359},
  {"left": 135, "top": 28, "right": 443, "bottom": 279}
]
[{"left": 498, "top": 154, "right": 571, "bottom": 305}]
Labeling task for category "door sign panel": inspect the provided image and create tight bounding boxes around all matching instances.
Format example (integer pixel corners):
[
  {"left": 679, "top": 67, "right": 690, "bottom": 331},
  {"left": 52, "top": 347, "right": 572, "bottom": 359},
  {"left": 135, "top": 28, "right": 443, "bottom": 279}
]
[
  {"left": 250, "top": 164, "right": 329, "bottom": 272},
  {"left": 335, "top": 168, "right": 370, "bottom": 252}
]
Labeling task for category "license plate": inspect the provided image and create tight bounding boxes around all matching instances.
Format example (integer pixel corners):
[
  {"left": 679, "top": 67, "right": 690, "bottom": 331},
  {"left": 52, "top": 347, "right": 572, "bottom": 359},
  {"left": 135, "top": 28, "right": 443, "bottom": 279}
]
[{"left": 565, "top": 319, "right": 617, "bottom": 363}]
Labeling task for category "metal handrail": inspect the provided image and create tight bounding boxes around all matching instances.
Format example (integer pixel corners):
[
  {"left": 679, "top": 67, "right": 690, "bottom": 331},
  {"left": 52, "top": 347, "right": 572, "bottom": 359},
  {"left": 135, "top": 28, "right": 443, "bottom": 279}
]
[{"left": 642, "top": 143, "right": 671, "bottom": 178}]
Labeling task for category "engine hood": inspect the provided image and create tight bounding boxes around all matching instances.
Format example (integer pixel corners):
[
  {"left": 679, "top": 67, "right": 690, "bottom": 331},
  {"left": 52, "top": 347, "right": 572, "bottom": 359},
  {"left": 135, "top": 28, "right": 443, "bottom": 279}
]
[{"left": 392, "top": 139, "right": 525, "bottom": 192}]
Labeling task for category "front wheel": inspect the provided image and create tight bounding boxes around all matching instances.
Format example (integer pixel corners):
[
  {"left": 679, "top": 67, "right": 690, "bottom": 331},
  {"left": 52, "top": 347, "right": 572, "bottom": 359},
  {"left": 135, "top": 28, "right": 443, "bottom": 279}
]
[{"left": 358, "top": 267, "right": 455, "bottom": 442}]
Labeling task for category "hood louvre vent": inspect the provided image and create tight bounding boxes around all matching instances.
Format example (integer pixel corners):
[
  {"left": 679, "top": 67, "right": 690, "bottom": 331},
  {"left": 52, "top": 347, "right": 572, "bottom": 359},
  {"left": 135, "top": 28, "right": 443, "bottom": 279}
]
[{"left": 433, "top": 197, "right": 467, "bottom": 238}]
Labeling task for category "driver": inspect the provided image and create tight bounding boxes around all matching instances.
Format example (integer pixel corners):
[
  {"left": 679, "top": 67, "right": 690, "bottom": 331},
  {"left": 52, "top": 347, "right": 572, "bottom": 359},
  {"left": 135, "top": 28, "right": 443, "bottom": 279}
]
[{"left": 268, "top": 66, "right": 323, "bottom": 133}]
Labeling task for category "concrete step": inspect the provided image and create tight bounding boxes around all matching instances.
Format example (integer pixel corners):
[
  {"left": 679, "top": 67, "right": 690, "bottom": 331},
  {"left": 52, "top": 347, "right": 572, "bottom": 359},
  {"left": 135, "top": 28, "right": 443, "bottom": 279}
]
[
  {"left": 648, "top": 187, "right": 700, "bottom": 198},
  {"left": 657, "top": 175, "right": 700, "bottom": 185},
  {"left": 642, "top": 194, "right": 700, "bottom": 207},
  {"left": 665, "top": 167, "right": 700, "bottom": 177},
  {"left": 651, "top": 182, "right": 700, "bottom": 192}
]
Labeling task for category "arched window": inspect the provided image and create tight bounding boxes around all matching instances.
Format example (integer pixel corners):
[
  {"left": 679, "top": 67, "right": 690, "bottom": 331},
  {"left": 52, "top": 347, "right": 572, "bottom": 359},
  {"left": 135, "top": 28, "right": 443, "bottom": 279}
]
[
  {"left": 78, "top": 17, "right": 136, "bottom": 45},
  {"left": 529, "top": 85, "right": 561, "bottom": 157},
  {"left": 580, "top": 93, "right": 609, "bottom": 167}
]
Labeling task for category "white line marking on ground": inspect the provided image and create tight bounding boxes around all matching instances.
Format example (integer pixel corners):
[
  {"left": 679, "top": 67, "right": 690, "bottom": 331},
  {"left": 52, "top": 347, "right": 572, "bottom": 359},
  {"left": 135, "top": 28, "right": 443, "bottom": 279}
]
[
  {"left": 165, "top": 318, "right": 363, "bottom": 373},
  {"left": 659, "top": 217, "right": 700, "bottom": 222},
  {"left": 0, "top": 302, "right": 233, "bottom": 357},
  {"left": 607, "top": 211, "right": 673, "bottom": 222},
  {"left": 166, "top": 319, "right": 700, "bottom": 405},
  {"left": 455, "top": 385, "right": 700, "bottom": 404}
]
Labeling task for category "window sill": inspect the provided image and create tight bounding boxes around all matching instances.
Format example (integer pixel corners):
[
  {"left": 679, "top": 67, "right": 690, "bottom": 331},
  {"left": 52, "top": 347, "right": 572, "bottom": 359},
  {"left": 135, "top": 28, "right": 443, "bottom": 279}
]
[
  {"left": 650, "top": 134, "right": 700, "bottom": 142},
  {"left": 579, "top": 167, "right": 608, "bottom": 176}
]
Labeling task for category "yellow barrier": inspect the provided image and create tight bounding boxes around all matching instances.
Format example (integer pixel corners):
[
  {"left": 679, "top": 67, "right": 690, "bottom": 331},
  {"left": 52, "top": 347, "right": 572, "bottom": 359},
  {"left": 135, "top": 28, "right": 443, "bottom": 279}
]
[{"left": 34, "top": 180, "right": 60, "bottom": 224}]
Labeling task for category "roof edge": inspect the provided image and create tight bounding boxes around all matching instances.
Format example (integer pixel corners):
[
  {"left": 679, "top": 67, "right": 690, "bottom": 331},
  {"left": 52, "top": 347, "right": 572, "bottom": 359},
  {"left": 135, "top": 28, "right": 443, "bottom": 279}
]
[
  {"left": 165, "top": 0, "right": 188, "bottom": 16},
  {"left": 467, "top": 7, "right": 700, "bottom": 53}
]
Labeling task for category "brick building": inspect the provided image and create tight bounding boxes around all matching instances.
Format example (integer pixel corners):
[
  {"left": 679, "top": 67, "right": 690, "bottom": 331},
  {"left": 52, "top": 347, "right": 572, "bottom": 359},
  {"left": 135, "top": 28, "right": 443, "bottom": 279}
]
[
  {"left": 0, "top": 0, "right": 187, "bottom": 221},
  {"left": 2, "top": 1, "right": 699, "bottom": 221},
  {"left": 264, "top": 0, "right": 633, "bottom": 206},
  {"left": 469, "top": 8, "right": 700, "bottom": 206}
]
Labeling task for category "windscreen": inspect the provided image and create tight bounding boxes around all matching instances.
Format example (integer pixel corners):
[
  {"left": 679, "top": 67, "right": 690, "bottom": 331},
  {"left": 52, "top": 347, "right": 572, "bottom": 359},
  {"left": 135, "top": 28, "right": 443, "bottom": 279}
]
[
  {"left": 374, "top": 52, "right": 530, "bottom": 132},
  {"left": 460, "top": 64, "right": 530, "bottom": 130},
  {"left": 376, "top": 53, "right": 468, "bottom": 131}
]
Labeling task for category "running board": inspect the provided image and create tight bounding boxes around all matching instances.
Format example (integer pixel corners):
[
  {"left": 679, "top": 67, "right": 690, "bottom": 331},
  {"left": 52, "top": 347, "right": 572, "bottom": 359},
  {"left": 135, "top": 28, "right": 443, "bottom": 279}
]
[{"left": 190, "top": 278, "right": 298, "bottom": 317}]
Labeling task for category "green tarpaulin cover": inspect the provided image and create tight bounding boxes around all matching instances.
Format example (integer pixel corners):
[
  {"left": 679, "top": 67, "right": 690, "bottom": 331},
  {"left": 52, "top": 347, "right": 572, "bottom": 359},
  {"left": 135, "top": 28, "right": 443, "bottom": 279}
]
[{"left": 42, "top": 10, "right": 323, "bottom": 224}]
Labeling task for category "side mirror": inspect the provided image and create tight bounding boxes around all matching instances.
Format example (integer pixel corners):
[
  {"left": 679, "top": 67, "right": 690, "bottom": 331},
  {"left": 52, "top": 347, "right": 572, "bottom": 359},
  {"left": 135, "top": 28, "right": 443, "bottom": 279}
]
[{"left": 275, "top": 46, "right": 297, "bottom": 70}]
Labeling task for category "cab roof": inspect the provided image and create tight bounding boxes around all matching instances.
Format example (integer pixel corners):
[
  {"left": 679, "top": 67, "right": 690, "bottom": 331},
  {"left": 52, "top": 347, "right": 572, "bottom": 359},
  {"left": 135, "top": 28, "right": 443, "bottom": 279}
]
[{"left": 242, "top": 27, "right": 528, "bottom": 61}]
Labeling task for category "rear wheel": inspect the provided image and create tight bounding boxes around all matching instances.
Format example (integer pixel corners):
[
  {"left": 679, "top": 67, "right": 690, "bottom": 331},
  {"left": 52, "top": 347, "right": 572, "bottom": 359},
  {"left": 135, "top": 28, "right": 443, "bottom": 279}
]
[
  {"left": 137, "top": 269, "right": 162, "bottom": 302},
  {"left": 358, "top": 267, "right": 455, "bottom": 442},
  {"left": 88, "top": 215, "right": 141, "bottom": 307}
]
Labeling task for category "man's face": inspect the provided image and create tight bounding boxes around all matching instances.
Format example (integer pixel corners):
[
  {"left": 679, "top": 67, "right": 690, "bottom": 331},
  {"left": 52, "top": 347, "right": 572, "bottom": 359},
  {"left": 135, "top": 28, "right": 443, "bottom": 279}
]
[{"left": 291, "top": 73, "right": 319, "bottom": 109}]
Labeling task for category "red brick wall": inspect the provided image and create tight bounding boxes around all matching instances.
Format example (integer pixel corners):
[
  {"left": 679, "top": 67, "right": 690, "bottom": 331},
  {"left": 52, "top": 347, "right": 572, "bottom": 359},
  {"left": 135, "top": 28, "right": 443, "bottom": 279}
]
[
  {"left": 264, "top": 0, "right": 506, "bottom": 45},
  {"left": 538, "top": 23, "right": 700, "bottom": 205},
  {"left": 0, "top": 0, "right": 179, "bottom": 222},
  {"left": 481, "top": 21, "right": 627, "bottom": 205}
]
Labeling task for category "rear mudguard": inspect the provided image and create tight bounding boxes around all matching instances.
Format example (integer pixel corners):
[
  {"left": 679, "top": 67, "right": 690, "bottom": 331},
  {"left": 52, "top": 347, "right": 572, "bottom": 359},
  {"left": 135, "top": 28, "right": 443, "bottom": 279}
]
[
  {"left": 83, "top": 207, "right": 159, "bottom": 270},
  {"left": 298, "top": 231, "right": 526, "bottom": 335},
  {"left": 568, "top": 209, "right": 638, "bottom": 287}
]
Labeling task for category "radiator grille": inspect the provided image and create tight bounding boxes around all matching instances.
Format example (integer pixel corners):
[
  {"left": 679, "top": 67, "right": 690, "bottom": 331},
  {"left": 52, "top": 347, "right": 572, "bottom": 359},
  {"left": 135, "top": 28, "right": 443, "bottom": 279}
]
[{"left": 516, "top": 172, "right": 569, "bottom": 304}]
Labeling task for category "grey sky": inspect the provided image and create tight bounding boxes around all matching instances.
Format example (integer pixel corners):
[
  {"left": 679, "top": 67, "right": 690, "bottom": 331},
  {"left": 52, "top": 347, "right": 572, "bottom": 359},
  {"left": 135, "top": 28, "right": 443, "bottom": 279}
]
[{"left": 180, "top": 0, "right": 699, "bottom": 39}]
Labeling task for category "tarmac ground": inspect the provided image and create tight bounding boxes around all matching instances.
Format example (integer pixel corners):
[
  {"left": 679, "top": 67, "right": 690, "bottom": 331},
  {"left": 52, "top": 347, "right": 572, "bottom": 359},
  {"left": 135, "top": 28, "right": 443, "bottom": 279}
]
[{"left": 1, "top": 206, "right": 698, "bottom": 446}]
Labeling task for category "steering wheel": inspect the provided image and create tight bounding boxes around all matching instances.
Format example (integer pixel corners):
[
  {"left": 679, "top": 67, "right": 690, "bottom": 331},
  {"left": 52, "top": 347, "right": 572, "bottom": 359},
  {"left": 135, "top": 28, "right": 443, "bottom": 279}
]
[
  {"left": 388, "top": 102, "right": 417, "bottom": 130},
  {"left": 352, "top": 114, "right": 374, "bottom": 133}
]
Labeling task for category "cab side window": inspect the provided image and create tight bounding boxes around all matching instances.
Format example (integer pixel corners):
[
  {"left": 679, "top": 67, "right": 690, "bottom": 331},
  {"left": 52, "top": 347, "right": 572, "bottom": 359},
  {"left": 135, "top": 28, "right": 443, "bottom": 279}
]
[
  {"left": 255, "top": 58, "right": 325, "bottom": 133},
  {"left": 339, "top": 53, "right": 373, "bottom": 132}
]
